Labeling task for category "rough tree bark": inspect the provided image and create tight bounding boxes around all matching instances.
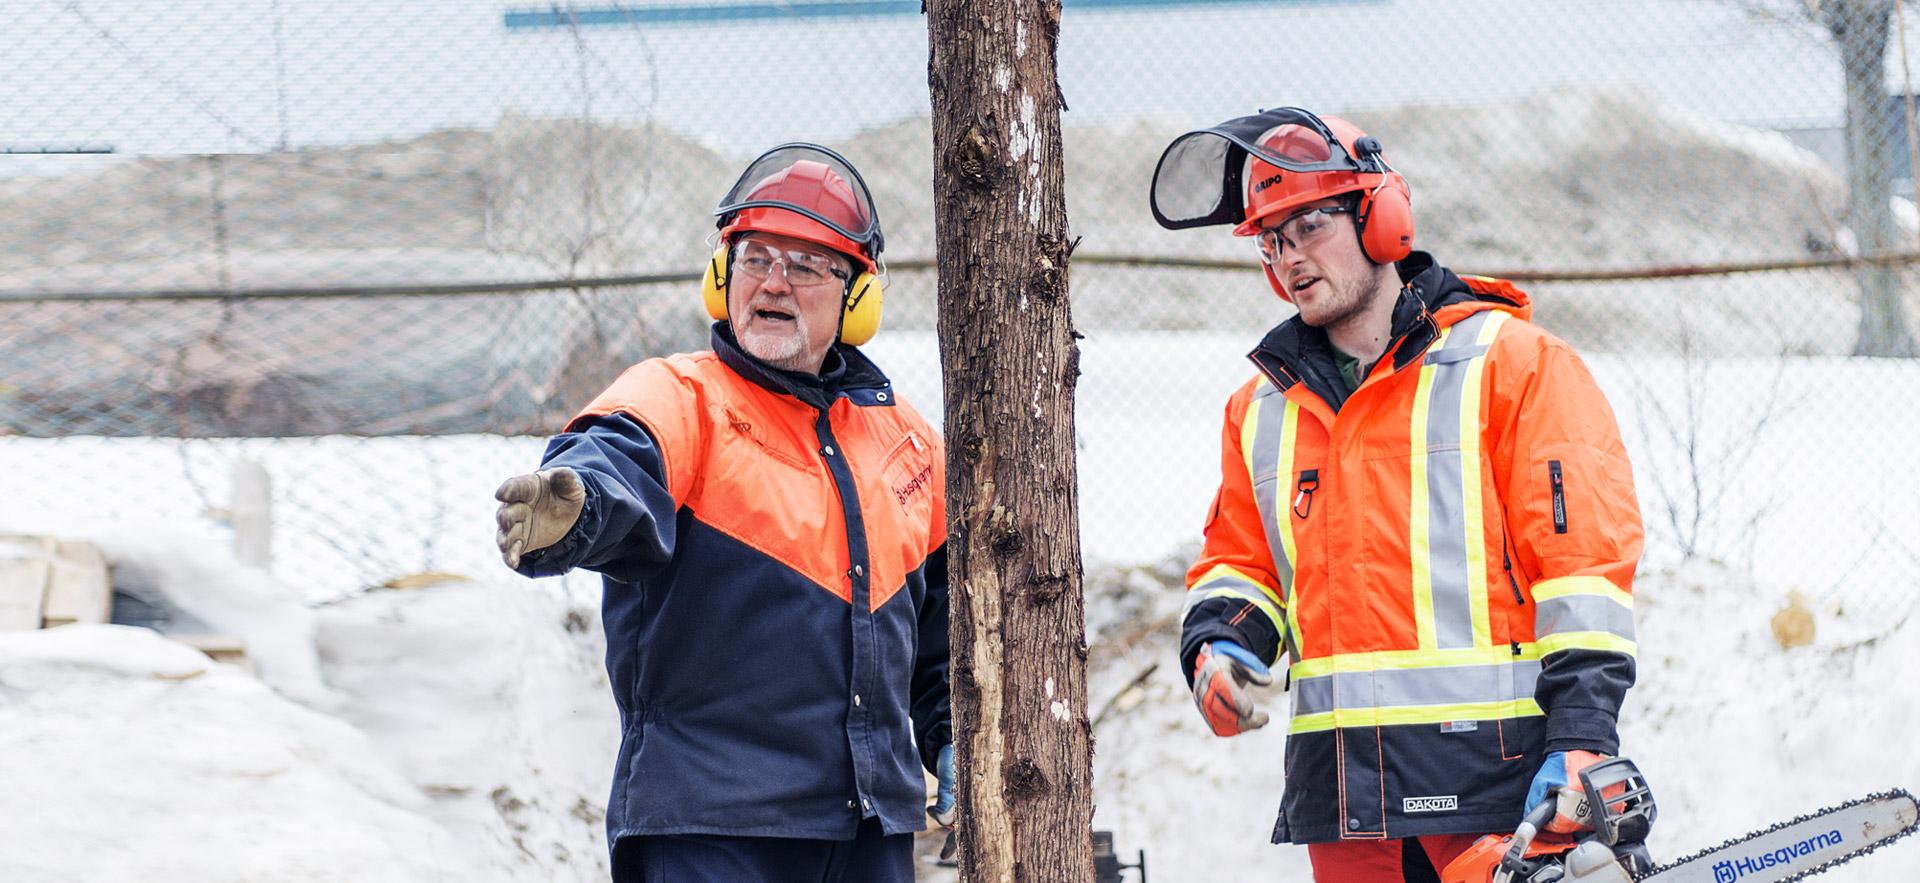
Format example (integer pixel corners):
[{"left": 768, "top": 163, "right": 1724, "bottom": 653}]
[{"left": 925, "top": 0, "right": 1095, "bottom": 879}]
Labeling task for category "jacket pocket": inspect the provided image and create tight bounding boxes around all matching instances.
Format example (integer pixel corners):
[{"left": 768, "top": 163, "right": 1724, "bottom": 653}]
[
  {"left": 1524, "top": 444, "right": 1634, "bottom": 565},
  {"left": 720, "top": 405, "right": 813, "bottom": 471},
  {"left": 881, "top": 430, "right": 936, "bottom": 522}
]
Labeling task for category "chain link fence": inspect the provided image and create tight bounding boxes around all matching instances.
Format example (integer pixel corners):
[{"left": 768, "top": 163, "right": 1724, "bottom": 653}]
[{"left": 5, "top": 1, "right": 1920, "bottom": 631}]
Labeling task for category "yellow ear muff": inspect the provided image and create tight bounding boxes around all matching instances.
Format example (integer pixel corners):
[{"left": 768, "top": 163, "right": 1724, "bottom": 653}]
[
  {"left": 838, "top": 271, "right": 883, "bottom": 345},
  {"left": 700, "top": 246, "right": 729, "bottom": 320}
]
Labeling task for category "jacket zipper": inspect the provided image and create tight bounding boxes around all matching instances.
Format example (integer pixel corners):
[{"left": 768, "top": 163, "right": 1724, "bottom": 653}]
[
  {"left": 1502, "top": 542, "right": 1525, "bottom": 605},
  {"left": 1549, "top": 460, "right": 1567, "bottom": 534}
]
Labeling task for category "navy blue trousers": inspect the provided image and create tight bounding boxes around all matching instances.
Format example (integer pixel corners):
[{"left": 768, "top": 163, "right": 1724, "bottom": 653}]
[{"left": 611, "top": 817, "right": 914, "bottom": 883}]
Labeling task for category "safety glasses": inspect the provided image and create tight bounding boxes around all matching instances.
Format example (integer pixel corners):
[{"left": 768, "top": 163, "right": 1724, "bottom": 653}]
[
  {"left": 1254, "top": 205, "right": 1352, "bottom": 265},
  {"left": 731, "top": 237, "right": 851, "bottom": 288}
]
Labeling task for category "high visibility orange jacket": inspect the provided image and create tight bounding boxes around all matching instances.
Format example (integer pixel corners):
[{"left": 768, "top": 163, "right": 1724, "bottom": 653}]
[{"left": 1181, "top": 253, "right": 1642, "bottom": 844}]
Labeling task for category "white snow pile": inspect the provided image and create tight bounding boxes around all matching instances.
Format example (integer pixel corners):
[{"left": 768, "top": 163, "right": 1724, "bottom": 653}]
[{"left": 0, "top": 523, "right": 617, "bottom": 883}]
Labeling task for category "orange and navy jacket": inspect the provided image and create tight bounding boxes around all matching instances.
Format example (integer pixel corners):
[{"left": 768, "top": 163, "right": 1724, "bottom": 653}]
[
  {"left": 1181, "top": 253, "right": 1642, "bottom": 844},
  {"left": 515, "top": 323, "right": 950, "bottom": 843}
]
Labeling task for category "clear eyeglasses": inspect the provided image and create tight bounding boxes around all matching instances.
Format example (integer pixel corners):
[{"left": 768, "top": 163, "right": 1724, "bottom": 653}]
[
  {"left": 1254, "top": 204, "right": 1352, "bottom": 265},
  {"left": 732, "top": 238, "right": 851, "bottom": 288}
]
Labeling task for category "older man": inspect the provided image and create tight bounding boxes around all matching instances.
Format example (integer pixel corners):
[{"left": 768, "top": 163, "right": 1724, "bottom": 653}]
[{"left": 495, "top": 143, "right": 952, "bottom": 883}]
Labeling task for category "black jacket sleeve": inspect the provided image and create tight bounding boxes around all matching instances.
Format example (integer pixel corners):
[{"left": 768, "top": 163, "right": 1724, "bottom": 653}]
[
  {"left": 910, "top": 543, "right": 953, "bottom": 774},
  {"left": 514, "top": 413, "right": 680, "bottom": 584}
]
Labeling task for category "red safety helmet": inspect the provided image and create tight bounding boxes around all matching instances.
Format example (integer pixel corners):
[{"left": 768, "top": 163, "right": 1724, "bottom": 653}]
[
  {"left": 1150, "top": 107, "right": 1413, "bottom": 301},
  {"left": 715, "top": 144, "right": 882, "bottom": 274}
]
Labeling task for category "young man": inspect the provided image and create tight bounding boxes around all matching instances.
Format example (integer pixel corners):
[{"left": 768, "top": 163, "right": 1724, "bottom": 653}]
[
  {"left": 1150, "top": 109, "right": 1643, "bottom": 882},
  {"left": 494, "top": 144, "right": 953, "bottom": 883}
]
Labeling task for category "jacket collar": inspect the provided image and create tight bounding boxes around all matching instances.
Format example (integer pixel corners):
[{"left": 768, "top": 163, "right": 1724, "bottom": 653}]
[
  {"left": 711, "top": 322, "right": 895, "bottom": 411},
  {"left": 1248, "top": 252, "right": 1482, "bottom": 411}
]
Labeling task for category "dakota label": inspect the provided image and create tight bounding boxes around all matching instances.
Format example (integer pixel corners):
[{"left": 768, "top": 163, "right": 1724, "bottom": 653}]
[{"left": 1403, "top": 796, "right": 1458, "bottom": 813}]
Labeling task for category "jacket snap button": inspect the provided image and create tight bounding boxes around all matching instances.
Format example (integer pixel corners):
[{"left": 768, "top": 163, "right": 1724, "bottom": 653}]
[
  {"left": 852, "top": 564, "right": 864, "bottom": 578},
  {"left": 821, "top": 445, "right": 836, "bottom": 457},
  {"left": 847, "top": 800, "right": 856, "bottom": 809},
  {"left": 853, "top": 693, "right": 862, "bottom": 707},
  {"left": 1347, "top": 818, "right": 1361, "bottom": 830}
]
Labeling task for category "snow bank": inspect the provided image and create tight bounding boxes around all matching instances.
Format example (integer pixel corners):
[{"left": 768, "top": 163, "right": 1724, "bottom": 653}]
[
  {"left": 312, "top": 578, "right": 616, "bottom": 880},
  {"left": 0, "top": 624, "right": 483, "bottom": 882},
  {"left": 0, "top": 536, "right": 617, "bottom": 882}
]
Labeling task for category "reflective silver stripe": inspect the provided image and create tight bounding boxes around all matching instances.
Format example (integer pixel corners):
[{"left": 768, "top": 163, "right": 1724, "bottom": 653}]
[
  {"left": 1422, "top": 311, "right": 1491, "bottom": 650},
  {"left": 1183, "top": 571, "right": 1263, "bottom": 615},
  {"left": 1536, "top": 594, "right": 1635, "bottom": 640},
  {"left": 1185, "top": 569, "right": 1290, "bottom": 649},
  {"left": 1291, "top": 659, "right": 1542, "bottom": 717},
  {"left": 1246, "top": 383, "right": 1295, "bottom": 601}
]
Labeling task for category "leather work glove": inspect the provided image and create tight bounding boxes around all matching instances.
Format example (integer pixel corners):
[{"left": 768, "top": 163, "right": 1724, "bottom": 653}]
[
  {"left": 1190, "top": 640, "right": 1273, "bottom": 737},
  {"left": 1524, "top": 749, "right": 1612, "bottom": 834},
  {"left": 494, "top": 467, "right": 586, "bottom": 569}
]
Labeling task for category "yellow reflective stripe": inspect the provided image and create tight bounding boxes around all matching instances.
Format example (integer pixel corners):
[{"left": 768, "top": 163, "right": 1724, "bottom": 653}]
[
  {"left": 1536, "top": 631, "right": 1638, "bottom": 658},
  {"left": 1289, "top": 699, "right": 1545, "bottom": 734},
  {"left": 1276, "top": 397, "right": 1303, "bottom": 649},
  {"left": 1531, "top": 575, "right": 1633, "bottom": 607},
  {"left": 1190, "top": 563, "right": 1285, "bottom": 612},
  {"left": 1188, "top": 564, "right": 1288, "bottom": 643},
  {"left": 1240, "top": 388, "right": 1261, "bottom": 478},
  {"left": 1407, "top": 324, "right": 1447, "bottom": 651},
  {"left": 1459, "top": 312, "right": 1507, "bottom": 648},
  {"left": 1187, "top": 592, "right": 1287, "bottom": 645},
  {"left": 1289, "top": 644, "right": 1537, "bottom": 680},
  {"left": 1475, "top": 312, "right": 1510, "bottom": 347}
]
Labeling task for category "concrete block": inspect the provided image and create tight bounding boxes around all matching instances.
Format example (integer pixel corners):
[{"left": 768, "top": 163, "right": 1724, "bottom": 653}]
[{"left": 43, "top": 540, "right": 111, "bottom": 627}]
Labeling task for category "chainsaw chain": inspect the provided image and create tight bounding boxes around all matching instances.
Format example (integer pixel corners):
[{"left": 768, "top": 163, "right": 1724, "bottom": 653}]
[{"left": 1632, "top": 788, "right": 1916, "bottom": 882}]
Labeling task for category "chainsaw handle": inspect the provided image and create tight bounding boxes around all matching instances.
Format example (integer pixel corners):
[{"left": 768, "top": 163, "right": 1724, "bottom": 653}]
[
  {"left": 1500, "top": 799, "right": 1560, "bottom": 871},
  {"left": 1522, "top": 797, "right": 1557, "bottom": 831}
]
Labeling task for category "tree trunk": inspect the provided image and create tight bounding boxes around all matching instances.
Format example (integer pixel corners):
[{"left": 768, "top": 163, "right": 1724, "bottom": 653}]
[
  {"left": 1827, "top": 0, "right": 1917, "bottom": 356},
  {"left": 925, "top": 0, "right": 1095, "bottom": 878}
]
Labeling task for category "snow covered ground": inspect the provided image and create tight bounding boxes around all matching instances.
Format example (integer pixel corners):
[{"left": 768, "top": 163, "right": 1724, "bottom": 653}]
[{"left": 3, "top": 329, "right": 1919, "bottom": 881}]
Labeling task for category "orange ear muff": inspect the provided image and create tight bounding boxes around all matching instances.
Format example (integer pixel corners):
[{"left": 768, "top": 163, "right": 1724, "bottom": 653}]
[
  {"left": 700, "top": 246, "right": 729, "bottom": 320},
  {"left": 1355, "top": 178, "right": 1414, "bottom": 264},
  {"left": 838, "top": 271, "right": 883, "bottom": 345}
]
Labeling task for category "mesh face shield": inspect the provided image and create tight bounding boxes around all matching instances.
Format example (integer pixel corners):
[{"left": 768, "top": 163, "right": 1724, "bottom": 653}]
[
  {"left": 715, "top": 143, "right": 884, "bottom": 261},
  {"left": 1149, "top": 106, "right": 1382, "bottom": 232}
]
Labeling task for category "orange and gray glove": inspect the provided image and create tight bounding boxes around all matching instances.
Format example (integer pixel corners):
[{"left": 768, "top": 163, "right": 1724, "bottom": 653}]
[
  {"left": 1190, "top": 640, "right": 1273, "bottom": 737},
  {"left": 493, "top": 467, "right": 586, "bottom": 569},
  {"left": 1524, "top": 749, "right": 1613, "bottom": 834}
]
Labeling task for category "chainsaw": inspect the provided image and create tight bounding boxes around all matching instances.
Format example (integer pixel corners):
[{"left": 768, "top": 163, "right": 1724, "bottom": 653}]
[{"left": 1441, "top": 757, "right": 1919, "bottom": 883}]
